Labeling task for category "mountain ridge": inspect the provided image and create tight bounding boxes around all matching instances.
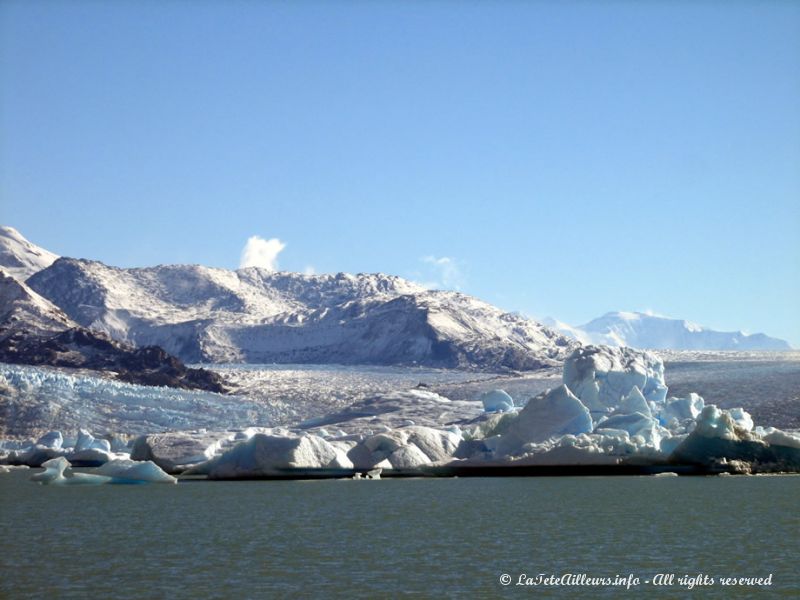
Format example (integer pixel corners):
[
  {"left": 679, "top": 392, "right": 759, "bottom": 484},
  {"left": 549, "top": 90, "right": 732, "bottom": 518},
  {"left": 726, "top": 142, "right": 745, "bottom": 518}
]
[
  {"left": 545, "top": 311, "right": 791, "bottom": 351},
  {"left": 26, "top": 256, "right": 575, "bottom": 370}
]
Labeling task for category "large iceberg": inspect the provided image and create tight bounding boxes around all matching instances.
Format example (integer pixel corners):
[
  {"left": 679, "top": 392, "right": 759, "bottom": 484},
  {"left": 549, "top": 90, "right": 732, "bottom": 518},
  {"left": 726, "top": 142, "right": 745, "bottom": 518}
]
[
  {"left": 206, "top": 433, "right": 353, "bottom": 479},
  {"left": 459, "top": 345, "right": 800, "bottom": 472},
  {"left": 563, "top": 345, "right": 668, "bottom": 413}
]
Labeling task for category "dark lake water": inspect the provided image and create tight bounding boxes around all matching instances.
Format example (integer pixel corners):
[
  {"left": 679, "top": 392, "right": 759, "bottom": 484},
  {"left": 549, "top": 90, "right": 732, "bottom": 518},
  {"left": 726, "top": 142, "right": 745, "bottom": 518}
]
[{"left": 2, "top": 472, "right": 797, "bottom": 598}]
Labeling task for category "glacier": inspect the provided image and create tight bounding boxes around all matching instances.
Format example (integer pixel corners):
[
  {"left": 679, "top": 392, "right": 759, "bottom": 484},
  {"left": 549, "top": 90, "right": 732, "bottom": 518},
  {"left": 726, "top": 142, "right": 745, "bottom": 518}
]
[
  {"left": 3, "top": 346, "right": 800, "bottom": 478},
  {"left": 140, "top": 346, "right": 800, "bottom": 478},
  {"left": 0, "top": 363, "right": 277, "bottom": 439}
]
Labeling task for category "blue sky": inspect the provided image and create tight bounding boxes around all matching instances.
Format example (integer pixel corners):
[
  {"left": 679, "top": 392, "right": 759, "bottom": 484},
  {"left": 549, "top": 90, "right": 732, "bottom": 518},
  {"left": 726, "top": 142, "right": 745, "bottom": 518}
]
[{"left": 1, "top": 2, "right": 799, "bottom": 344}]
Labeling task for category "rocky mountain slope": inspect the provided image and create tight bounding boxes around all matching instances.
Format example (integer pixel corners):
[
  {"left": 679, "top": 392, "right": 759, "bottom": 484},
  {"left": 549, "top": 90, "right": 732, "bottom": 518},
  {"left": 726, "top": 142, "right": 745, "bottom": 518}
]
[
  {"left": 0, "top": 271, "right": 225, "bottom": 391},
  {"left": 26, "top": 258, "right": 576, "bottom": 370}
]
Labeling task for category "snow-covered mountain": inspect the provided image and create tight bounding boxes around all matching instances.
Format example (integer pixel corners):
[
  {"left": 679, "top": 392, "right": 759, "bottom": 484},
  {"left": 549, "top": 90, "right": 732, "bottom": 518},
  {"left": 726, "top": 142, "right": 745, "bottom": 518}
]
[
  {"left": 545, "top": 311, "right": 791, "bottom": 351},
  {"left": 26, "top": 257, "right": 576, "bottom": 370},
  {"left": 0, "top": 270, "right": 225, "bottom": 391},
  {"left": 0, "top": 226, "right": 58, "bottom": 282}
]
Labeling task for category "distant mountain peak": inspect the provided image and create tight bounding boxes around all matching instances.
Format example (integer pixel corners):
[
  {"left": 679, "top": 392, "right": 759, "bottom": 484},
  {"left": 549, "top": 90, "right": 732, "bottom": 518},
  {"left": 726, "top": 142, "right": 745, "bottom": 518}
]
[
  {"left": 552, "top": 310, "right": 791, "bottom": 351},
  {"left": 0, "top": 225, "right": 59, "bottom": 282}
]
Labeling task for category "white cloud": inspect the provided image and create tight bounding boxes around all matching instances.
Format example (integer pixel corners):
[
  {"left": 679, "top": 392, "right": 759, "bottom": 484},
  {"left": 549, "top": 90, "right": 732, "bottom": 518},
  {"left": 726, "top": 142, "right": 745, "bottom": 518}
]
[
  {"left": 239, "top": 235, "right": 286, "bottom": 271},
  {"left": 418, "top": 255, "right": 465, "bottom": 290},
  {"left": 303, "top": 265, "right": 317, "bottom": 276}
]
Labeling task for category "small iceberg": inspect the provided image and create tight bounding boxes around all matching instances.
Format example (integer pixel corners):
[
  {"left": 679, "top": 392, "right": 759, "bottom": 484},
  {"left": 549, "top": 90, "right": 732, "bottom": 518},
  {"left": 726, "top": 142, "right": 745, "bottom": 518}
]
[{"left": 30, "top": 456, "right": 176, "bottom": 485}]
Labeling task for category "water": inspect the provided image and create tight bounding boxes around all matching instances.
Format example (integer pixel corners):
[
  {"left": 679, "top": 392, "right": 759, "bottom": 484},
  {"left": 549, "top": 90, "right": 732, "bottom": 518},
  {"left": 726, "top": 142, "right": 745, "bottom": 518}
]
[{"left": 2, "top": 472, "right": 798, "bottom": 598}]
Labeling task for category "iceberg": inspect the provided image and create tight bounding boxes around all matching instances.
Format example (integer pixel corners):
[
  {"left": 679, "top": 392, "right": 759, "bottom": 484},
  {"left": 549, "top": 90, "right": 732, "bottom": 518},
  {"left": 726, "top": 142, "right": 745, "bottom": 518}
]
[
  {"left": 563, "top": 345, "right": 668, "bottom": 414},
  {"left": 131, "top": 431, "right": 238, "bottom": 473},
  {"left": 30, "top": 457, "right": 111, "bottom": 485},
  {"left": 669, "top": 405, "right": 800, "bottom": 471},
  {"left": 480, "top": 389, "right": 515, "bottom": 413},
  {"left": 493, "top": 385, "right": 593, "bottom": 457},
  {"left": 30, "top": 456, "right": 176, "bottom": 485},
  {"left": 353, "top": 426, "right": 463, "bottom": 470},
  {"left": 36, "top": 431, "right": 63, "bottom": 450},
  {"left": 207, "top": 433, "right": 353, "bottom": 479},
  {"left": 94, "top": 459, "right": 178, "bottom": 484}
]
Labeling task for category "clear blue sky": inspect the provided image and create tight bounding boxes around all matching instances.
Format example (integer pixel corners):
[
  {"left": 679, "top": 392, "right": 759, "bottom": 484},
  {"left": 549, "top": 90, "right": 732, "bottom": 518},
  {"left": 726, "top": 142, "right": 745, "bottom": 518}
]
[{"left": 1, "top": 2, "right": 798, "bottom": 345}]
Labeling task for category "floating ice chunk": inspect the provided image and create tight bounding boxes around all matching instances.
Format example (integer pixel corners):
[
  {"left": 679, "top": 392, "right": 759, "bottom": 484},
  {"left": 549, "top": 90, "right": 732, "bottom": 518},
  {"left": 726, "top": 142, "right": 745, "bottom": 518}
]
[
  {"left": 494, "top": 385, "right": 593, "bottom": 456},
  {"left": 29, "top": 456, "right": 71, "bottom": 484},
  {"left": 30, "top": 457, "right": 110, "bottom": 485},
  {"left": 36, "top": 431, "right": 63, "bottom": 450},
  {"left": 0, "top": 465, "right": 29, "bottom": 473},
  {"left": 481, "top": 389, "right": 515, "bottom": 413},
  {"left": 94, "top": 459, "right": 177, "bottom": 484}
]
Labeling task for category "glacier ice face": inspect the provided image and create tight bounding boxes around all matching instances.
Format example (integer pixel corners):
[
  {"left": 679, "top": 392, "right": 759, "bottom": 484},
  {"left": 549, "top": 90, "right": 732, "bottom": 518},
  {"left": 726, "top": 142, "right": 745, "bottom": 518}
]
[
  {"left": 655, "top": 393, "right": 705, "bottom": 427},
  {"left": 0, "top": 363, "right": 277, "bottom": 439},
  {"left": 668, "top": 405, "right": 800, "bottom": 471},
  {"left": 617, "top": 386, "right": 651, "bottom": 418},
  {"left": 14, "top": 345, "right": 800, "bottom": 477},
  {"left": 207, "top": 433, "right": 353, "bottom": 479},
  {"left": 594, "top": 412, "right": 666, "bottom": 449},
  {"left": 354, "top": 426, "right": 463, "bottom": 469},
  {"left": 493, "top": 385, "right": 593, "bottom": 457},
  {"left": 130, "top": 431, "right": 239, "bottom": 473},
  {"left": 563, "top": 345, "right": 667, "bottom": 414},
  {"left": 692, "top": 405, "right": 750, "bottom": 441}
]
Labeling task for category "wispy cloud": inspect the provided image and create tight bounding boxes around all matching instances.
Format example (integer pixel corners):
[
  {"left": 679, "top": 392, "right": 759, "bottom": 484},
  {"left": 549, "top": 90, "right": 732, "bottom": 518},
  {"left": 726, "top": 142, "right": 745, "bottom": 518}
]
[
  {"left": 303, "top": 265, "right": 317, "bottom": 276},
  {"left": 239, "top": 235, "right": 286, "bottom": 271},
  {"left": 417, "top": 255, "right": 465, "bottom": 290}
]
